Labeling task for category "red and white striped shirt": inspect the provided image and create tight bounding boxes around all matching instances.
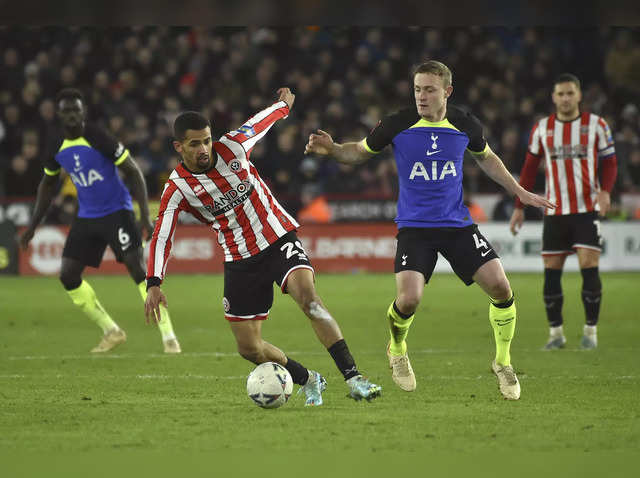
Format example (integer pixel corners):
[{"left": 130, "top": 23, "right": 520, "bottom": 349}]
[
  {"left": 522, "top": 112, "right": 616, "bottom": 215},
  {"left": 147, "top": 101, "right": 298, "bottom": 282}
]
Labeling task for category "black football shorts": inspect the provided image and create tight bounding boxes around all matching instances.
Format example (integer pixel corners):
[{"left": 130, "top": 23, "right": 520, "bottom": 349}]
[
  {"left": 542, "top": 211, "right": 602, "bottom": 255},
  {"left": 394, "top": 224, "right": 499, "bottom": 285},
  {"left": 222, "top": 231, "right": 314, "bottom": 322},
  {"left": 62, "top": 209, "right": 142, "bottom": 267}
]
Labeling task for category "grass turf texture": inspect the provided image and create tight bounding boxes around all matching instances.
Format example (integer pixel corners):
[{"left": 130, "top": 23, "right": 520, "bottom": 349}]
[{"left": 1, "top": 272, "right": 639, "bottom": 471}]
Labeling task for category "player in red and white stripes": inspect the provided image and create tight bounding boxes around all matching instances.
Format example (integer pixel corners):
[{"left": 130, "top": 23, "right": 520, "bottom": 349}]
[
  {"left": 144, "top": 88, "right": 381, "bottom": 404},
  {"left": 510, "top": 74, "right": 618, "bottom": 350}
]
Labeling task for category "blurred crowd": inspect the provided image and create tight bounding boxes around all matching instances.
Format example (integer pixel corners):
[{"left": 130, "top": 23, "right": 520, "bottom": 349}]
[{"left": 1, "top": 26, "right": 639, "bottom": 222}]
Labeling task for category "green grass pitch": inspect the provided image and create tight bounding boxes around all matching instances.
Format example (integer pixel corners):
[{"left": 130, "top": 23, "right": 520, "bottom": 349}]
[{"left": 1, "top": 272, "right": 639, "bottom": 474}]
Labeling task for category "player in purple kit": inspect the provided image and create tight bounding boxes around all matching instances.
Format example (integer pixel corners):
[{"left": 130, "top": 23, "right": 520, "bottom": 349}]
[
  {"left": 19, "top": 88, "right": 180, "bottom": 354},
  {"left": 306, "top": 61, "right": 554, "bottom": 400}
]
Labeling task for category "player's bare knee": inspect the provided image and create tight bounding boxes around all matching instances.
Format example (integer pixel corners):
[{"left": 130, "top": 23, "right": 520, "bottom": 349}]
[
  {"left": 396, "top": 294, "right": 420, "bottom": 315},
  {"left": 237, "top": 342, "right": 263, "bottom": 363},
  {"left": 490, "top": 278, "right": 512, "bottom": 302}
]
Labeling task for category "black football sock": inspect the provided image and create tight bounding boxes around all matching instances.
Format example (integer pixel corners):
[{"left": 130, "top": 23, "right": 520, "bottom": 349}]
[
  {"left": 543, "top": 268, "right": 564, "bottom": 327},
  {"left": 284, "top": 357, "right": 310, "bottom": 385},
  {"left": 581, "top": 267, "right": 602, "bottom": 326},
  {"left": 328, "top": 339, "right": 359, "bottom": 380}
]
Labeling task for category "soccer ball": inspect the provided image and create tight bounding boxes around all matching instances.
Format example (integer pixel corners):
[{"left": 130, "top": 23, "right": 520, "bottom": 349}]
[{"left": 246, "top": 362, "right": 293, "bottom": 409}]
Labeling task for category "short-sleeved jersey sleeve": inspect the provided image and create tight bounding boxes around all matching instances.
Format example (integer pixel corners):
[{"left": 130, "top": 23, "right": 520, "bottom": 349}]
[
  {"left": 447, "top": 106, "right": 488, "bottom": 155},
  {"left": 465, "top": 113, "right": 487, "bottom": 154},
  {"left": 42, "top": 135, "right": 63, "bottom": 176},
  {"left": 363, "top": 108, "right": 419, "bottom": 153},
  {"left": 84, "top": 124, "right": 130, "bottom": 165}
]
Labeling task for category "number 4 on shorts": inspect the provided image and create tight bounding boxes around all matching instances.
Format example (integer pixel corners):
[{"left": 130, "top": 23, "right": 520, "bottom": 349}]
[{"left": 473, "top": 233, "right": 488, "bottom": 250}]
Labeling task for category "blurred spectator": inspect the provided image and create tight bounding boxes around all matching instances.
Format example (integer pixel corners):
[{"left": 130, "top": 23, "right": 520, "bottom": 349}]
[
  {"left": 605, "top": 29, "right": 640, "bottom": 105},
  {"left": 463, "top": 191, "right": 488, "bottom": 223},
  {"left": 492, "top": 190, "right": 543, "bottom": 221},
  {"left": 5, "top": 150, "right": 42, "bottom": 197},
  {"left": 297, "top": 183, "right": 332, "bottom": 224},
  {"left": 0, "top": 26, "right": 637, "bottom": 222}
]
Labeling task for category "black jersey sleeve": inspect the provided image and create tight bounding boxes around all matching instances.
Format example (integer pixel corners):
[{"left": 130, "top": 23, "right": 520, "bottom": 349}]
[
  {"left": 84, "top": 124, "right": 130, "bottom": 164},
  {"left": 42, "top": 134, "right": 63, "bottom": 175},
  {"left": 364, "top": 107, "right": 419, "bottom": 153},
  {"left": 447, "top": 105, "right": 488, "bottom": 155}
]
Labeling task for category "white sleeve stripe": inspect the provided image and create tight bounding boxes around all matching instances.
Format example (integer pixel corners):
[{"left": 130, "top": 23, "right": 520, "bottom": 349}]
[
  {"left": 243, "top": 101, "right": 288, "bottom": 126},
  {"left": 220, "top": 136, "right": 246, "bottom": 160},
  {"left": 152, "top": 189, "right": 183, "bottom": 279}
]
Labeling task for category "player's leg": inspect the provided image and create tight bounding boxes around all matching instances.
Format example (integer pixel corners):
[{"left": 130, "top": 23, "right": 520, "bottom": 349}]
[
  {"left": 224, "top": 248, "right": 327, "bottom": 406},
  {"left": 108, "top": 209, "right": 179, "bottom": 352},
  {"left": 541, "top": 214, "right": 572, "bottom": 348},
  {"left": 284, "top": 265, "right": 381, "bottom": 401},
  {"left": 229, "top": 319, "right": 325, "bottom": 406},
  {"left": 473, "top": 258, "right": 515, "bottom": 365},
  {"left": 472, "top": 258, "right": 520, "bottom": 400},
  {"left": 542, "top": 254, "right": 567, "bottom": 348},
  {"left": 273, "top": 232, "right": 380, "bottom": 401},
  {"left": 386, "top": 229, "right": 435, "bottom": 392},
  {"left": 390, "top": 270, "right": 424, "bottom": 355},
  {"left": 576, "top": 247, "right": 601, "bottom": 349},
  {"left": 573, "top": 212, "right": 604, "bottom": 349},
  {"left": 121, "top": 245, "right": 180, "bottom": 353},
  {"left": 60, "top": 219, "right": 125, "bottom": 352},
  {"left": 447, "top": 225, "right": 518, "bottom": 399}
]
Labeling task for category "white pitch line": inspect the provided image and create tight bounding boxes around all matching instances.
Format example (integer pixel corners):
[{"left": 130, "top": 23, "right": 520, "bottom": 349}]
[
  {"left": 2, "top": 347, "right": 638, "bottom": 362},
  {"left": 0, "top": 374, "right": 637, "bottom": 381}
]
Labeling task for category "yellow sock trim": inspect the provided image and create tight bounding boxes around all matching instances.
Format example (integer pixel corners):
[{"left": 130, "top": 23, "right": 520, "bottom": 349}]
[
  {"left": 67, "top": 280, "right": 117, "bottom": 333},
  {"left": 489, "top": 297, "right": 516, "bottom": 366},
  {"left": 387, "top": 301, "right": 414, "bottom": 356}
]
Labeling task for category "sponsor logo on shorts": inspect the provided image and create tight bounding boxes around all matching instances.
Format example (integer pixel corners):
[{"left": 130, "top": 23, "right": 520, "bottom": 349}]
[{"left": 222, "top": 297, "right": 230, "bottom": 313}]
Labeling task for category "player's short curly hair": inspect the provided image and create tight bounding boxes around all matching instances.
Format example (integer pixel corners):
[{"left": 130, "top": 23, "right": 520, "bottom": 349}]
[
  {"left": 55, "top": 88, "right": 85, "bottom": 108},
  {"left": 412, "top": 60, "right": 452, "bottom": 88},
  {"left": 173, "top": 111, "right": 211, "bottom": 140}
]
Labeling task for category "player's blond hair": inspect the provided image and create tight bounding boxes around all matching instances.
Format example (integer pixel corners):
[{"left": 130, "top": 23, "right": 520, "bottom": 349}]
[{"left": 413, "top": 61, "right": 452, "bottom": 88}]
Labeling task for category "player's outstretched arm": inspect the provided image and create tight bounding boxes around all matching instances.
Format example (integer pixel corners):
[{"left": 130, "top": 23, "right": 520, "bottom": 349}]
[
  {"left": 304, "top": 130, "right": 372, "bottom": 165},
  {"left": 18, "top": 174, "right": 60, "bottom": 249},
  {"left": 474, "top": 146, "right": 555, "bottom": 211},
  {"left": 118, "top": 156, "right": 154, "bottom": 240}
]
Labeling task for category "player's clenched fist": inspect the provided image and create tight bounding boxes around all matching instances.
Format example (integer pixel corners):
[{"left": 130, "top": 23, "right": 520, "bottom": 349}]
[
  {"left": 305, "top": 129, "right": 335, "bottom": 156},
  {"left": 277, "top": 87, "right": 295, "bottom": 110}
]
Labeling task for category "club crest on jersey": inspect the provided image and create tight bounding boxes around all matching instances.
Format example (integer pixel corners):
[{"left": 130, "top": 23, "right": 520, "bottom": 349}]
[
  {"left": 73, "top": 153, "right": 81, "bottom": 171},
  {"left": 237, "top": 124, "right": 255, "bottom": 137},
  {"left": 193, "top": 184, "right": 205, "bottom": 196},
  {"left": 229, "top": 159, "right": 242, "bottom": 172}
]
